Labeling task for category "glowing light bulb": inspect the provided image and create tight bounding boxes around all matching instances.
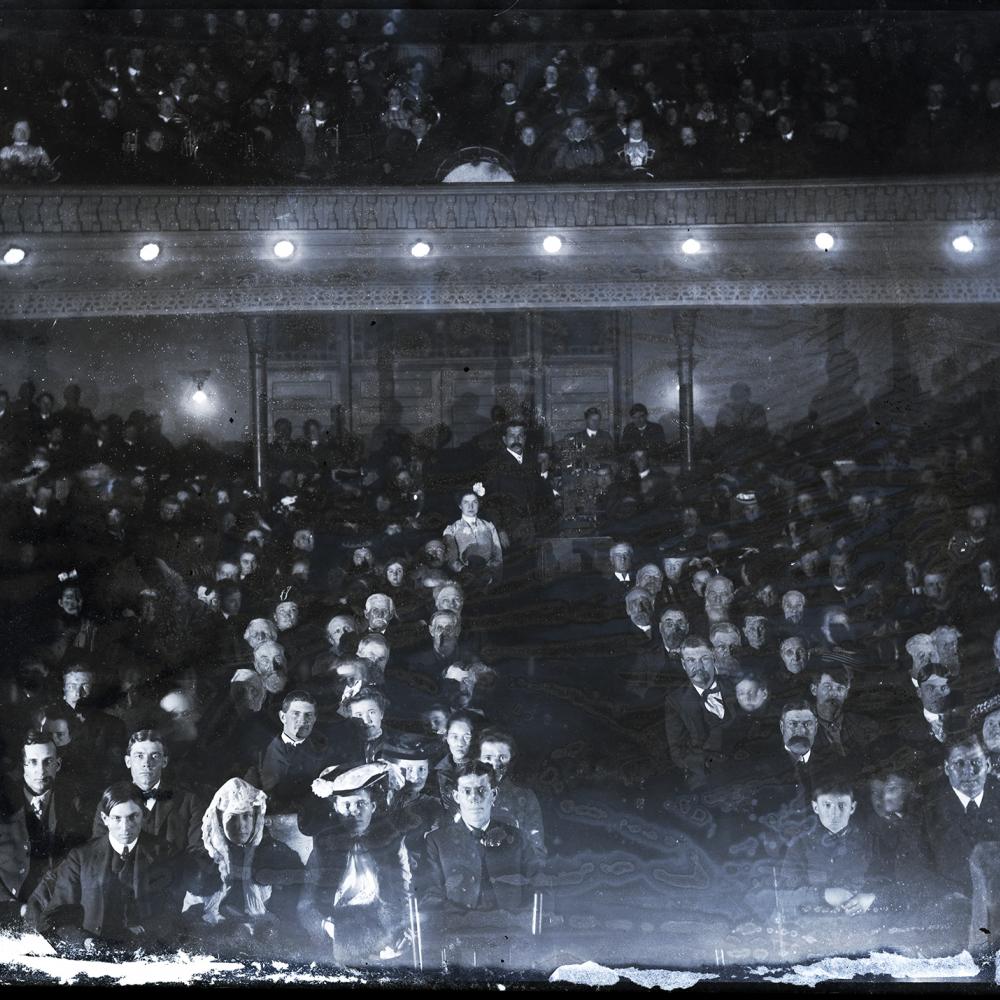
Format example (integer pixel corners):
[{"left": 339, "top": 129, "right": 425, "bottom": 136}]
[
  {"left": 952, "top": 234, "right": 975, "bottom": 253},
  {"left": 410, "top": 240, "right": 431, "bottom": 258},
  {"left": 273, "top": 239, "right": 295, "bottom": 258},
  {"left": 3, "top": 247, "right": 25, "bottom": 265},
  {"left": 139, "top": 242, "right": 160, "bottom": 262},
  {"left": 543, "top": 235, "right": 562, "bottom": 254},
  {"left": 681, "top": 238, "right": 701, "bottom": 255},
  {"left": 192, "top": 388, "right": 208, "bottom": 405},
  {"left": 814, "top": 232, "right": 835, "bottom": 251}
]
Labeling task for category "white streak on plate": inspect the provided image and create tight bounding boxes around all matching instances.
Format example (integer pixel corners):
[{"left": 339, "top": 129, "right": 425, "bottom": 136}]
[{"left": 550, "top": 962, "right": 718, "bottom": 989}]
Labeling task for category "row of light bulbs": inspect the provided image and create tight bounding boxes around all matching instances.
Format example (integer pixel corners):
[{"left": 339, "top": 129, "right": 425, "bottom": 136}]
[{"left": 1, "top": 232, "right": 979, "bottom": 266}]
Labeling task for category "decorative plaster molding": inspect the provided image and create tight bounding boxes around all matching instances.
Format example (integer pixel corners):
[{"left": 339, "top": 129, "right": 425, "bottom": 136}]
[
  {"left": 1, "top": 177, "right": 998, "bottom": 235},
  {"left": 5, "top": 277, "right": 1000, "bottom": 319}
]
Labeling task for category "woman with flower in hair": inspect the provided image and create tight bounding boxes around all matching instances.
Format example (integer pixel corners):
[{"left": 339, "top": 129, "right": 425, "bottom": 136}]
[
  {"left": 442, "top": 485, "right": 503, "bottom": 584},
  {"left": 182, "top": 777, "right": 303, "bottom": 955}
]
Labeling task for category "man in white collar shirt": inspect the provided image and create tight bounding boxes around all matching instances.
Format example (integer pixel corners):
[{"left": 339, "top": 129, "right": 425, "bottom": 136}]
[
  {"left": 26, "top": 782, "right": 182, "bottom": 950},
  {"left": 609, "top": 541, "right": 634, "bottom": 586},
  {"left": 259, "top": 691, "right": 328, "bottom": 815},
  {"left": 0, "top": 731, "right": 89, "bottom": 924},
  {"left": 663, "top": 636, "right": 737, "bottom": 791},
  {"left": 923, "top": 735, "right": 1000, "bottom": 900},
  {"left": 564, "top": 406, "right": 615, "bottom": 468},
  {"left": 89, "top": 729, "right": 202, "bottom": 857}
]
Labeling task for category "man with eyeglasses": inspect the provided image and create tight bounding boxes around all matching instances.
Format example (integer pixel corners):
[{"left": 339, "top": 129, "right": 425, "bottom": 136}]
[
  {"left": 422, "top": 761, "right": 542, "bottom": 968},
  {"left": 663, "top": 636, "right": 738, "bottom": 791},
  {"left": 89, "top": 729, "right": 202, "bottom": 857},
  {"left": 923, "top": 735, "right": 1000, "bottom": 900}
]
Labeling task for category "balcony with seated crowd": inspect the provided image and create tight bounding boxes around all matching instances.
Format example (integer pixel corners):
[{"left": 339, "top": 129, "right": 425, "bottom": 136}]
[{"left": 1, "top": 7, "right": 999, "bottom": 186}]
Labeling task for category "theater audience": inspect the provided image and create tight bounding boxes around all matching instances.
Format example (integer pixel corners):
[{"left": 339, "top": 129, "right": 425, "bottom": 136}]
[{"left": 0, "top": 338, "right": 998, "bottom": 971}]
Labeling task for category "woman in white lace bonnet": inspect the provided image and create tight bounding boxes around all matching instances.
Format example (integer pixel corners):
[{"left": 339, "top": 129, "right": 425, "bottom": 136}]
[{"left": 187, "top": 777, "right": 302, "bottom": 946}]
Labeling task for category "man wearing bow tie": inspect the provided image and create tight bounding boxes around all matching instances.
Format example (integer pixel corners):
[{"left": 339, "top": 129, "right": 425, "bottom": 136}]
[
  {"left": 89, "top": 729, "right": 202, "bottom": 857},
  {"left": 0, "top": 731, "right": 88, "bottom": 925},
  {"left": 663, "top": 636, "right": 737, "bottom": 791}
]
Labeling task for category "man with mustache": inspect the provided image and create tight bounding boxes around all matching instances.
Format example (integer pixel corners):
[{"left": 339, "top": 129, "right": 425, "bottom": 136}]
[
  {"left": 659, "top": 605, "right": 691, "bottom": 671},
  {"left": 482, "top": 420, "right": 547, "bottom": 581},
  {"left": 663, "top": 636, "right": 738, "bottom": 791}
]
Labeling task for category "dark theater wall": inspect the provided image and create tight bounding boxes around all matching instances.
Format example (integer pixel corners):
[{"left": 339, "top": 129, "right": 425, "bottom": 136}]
[
  {"left": 629, "top": 306, "right": 1000, "bottom": 445},
  {"left": 0, "top": 315, "right": 251, "bottom": 445},
  {"left": 2, "top": 306, "right": 999, "bottom": 450}
]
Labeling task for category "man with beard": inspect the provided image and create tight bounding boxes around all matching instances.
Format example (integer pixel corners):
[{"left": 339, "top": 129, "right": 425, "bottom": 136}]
[
  {"left": 663, "top": 636, "right": 737, "bottom": 791},
  {"left": 362, "top": 593, "right": 401, "bottom": 647},
  {"left": 89, "top": 729, "right": 202, "bottom": 858},
  {"left": 778, "top": 589, "right": 809, "bottom": 640},
  {"left": 297, "top": 763, "right": 409, "bottom": 965},
  {"left": 356, "top": 635, "right": 390, "bottom": 688},
  {"left": 709, "top": 622, "right": 743, "bottom": 680},
  {"left": 310, "top": 614, "right": 358, "bottom": 680},
  {"left": 0, "top": 731, "right": 89, "bottom": 925},
  {"left": 259, "top": 691, "right": 329, "bottom": 815},
  {"left": 703, "top": 574, "right": 737, "bottom": 633}
]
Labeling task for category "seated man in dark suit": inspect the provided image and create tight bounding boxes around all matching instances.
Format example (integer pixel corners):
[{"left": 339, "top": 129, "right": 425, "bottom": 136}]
[
  {"left": 26, "top": 781, "right": 182, "bottom": 951},
  {"left": 89, "top": 729, "right": 202, "bottom": 857},
  {"left": 0, "top": 730, "right": 90, "bottom": 926},
  {"left": 421, "top": 760, "right": 543, "bottom": 968},
  {"left": 922, "top": 734, "right": 1000, "bottom": 901},
  {"left": 809, "top": 663, "right": 879, "bottom": 764},
  {"left": 663, "top": 636, "right": 738, "bottom": 791},
  {"left": 560, "top": 406, "right": 616, "bottom": 469},
  {"left": 619, "top": 402, "right": 667, "bottom": 462},
  {"left": 258, "top": 690, "right": 330, "bottom": 815},
  {"left": 864, "top": 764, "right": 947, "bottom": 915},
  {"left": 52, "top": 662, "right": 128, "bottom": 779}
]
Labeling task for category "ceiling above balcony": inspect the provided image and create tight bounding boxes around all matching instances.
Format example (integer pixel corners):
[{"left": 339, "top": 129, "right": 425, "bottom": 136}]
[{"left": 1, "top": 177, "right": 998, "bottom": 318}]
